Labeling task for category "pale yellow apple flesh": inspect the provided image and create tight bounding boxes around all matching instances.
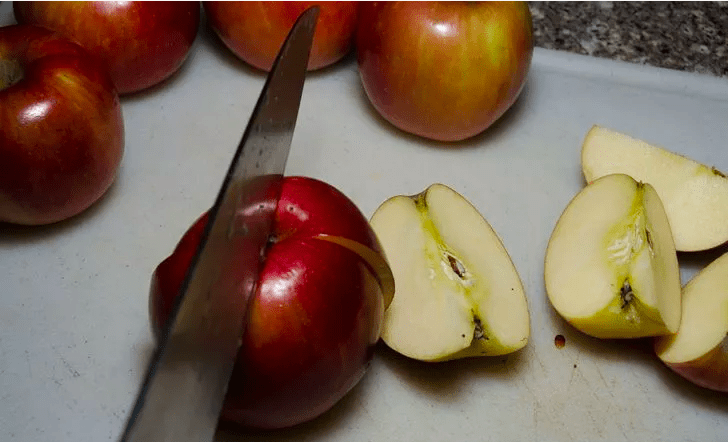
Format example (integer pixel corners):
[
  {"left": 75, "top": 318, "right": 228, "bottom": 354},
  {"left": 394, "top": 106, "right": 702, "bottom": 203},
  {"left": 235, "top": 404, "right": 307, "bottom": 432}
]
[
  {"left": 581, "top": 125, "right": 728, "bottom": 252},
  {"left": 655, "top": 252, "right": 728, "bottom": 392},
  {"left": 545, "top": 173, "right": 681, "bottom": 339},
  {"left": 370, "top": 183, "right": 529, "bottom": 362}
]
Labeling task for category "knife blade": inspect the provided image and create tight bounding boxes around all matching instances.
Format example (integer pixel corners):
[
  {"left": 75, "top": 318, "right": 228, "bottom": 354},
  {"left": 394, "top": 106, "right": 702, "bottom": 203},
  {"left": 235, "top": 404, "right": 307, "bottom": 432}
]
[{"left": 119, "top": 7, "right": 319, "bottom": 442}]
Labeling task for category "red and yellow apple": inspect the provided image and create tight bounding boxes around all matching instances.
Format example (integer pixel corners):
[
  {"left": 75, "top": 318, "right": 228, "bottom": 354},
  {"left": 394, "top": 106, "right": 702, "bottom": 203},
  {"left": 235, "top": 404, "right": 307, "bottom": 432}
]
[
  {"left": 356, "top": 1, "right": 534, "bottom": 142},
  {"left": 0, "top": 24, "right": 124, "bottom": 225},
  {"left": 655, "top": 252, "right": 728, "bottom": 392},
  {"left": 203, "top": 1, "right": 359, "bottom": 71},
  {"left": 149, "top": 176, "right": 394, "bottom": 429},
  {"left": 14, "top": 1, "right": 201, "bottom": 94}
]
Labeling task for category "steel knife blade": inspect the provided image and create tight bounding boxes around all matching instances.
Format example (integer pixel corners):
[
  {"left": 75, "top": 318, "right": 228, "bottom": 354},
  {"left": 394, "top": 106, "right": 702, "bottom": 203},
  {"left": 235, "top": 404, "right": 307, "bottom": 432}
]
[{"left": 118, "top": 7, "right": 319, "bottom": 442}]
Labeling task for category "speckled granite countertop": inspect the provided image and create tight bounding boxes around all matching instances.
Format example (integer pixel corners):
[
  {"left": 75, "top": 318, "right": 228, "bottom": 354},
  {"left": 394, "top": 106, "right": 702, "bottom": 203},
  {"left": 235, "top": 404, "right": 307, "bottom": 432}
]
[{"left": 530, "top": 2, "right": 727, "bottom": 77}]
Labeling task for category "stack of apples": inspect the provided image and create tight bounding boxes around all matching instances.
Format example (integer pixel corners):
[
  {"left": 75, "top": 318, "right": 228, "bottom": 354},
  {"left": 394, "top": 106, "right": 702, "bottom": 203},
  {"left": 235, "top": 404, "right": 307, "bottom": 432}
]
[{"left": 544, "top": 125, "right": 728, "bottom": 393}]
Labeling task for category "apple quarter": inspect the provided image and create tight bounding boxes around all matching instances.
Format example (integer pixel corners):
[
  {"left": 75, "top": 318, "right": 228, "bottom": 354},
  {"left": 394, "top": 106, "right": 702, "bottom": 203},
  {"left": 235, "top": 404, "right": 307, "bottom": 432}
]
[
  {"left": 370, "top": 183, "right": 529, "bottom": 362},
  {"left": 544, "top": 173, "right": 681, "bottom": 339}
]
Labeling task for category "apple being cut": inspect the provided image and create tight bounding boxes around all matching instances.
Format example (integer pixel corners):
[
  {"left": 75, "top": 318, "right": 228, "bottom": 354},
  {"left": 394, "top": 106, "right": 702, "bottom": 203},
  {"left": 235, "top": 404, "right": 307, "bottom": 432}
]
[
  {"left": 544, "top": 174, "right": 681, "bottom": 339},
  {"left": 582, "top": 125, "right": 728, "bottom": 252},
  {"left": 356, "top": 1, "right": 533, "bottom": 142},
  {"left": 369, "top": 183, "right": 529, "bottom": 362},
  {"left": 14, "top": 1, "right": 201, "bottom": 94},
  {"left": 204, "top": 1, "right": 359, "bottom": 71},
  {"left": 655, "top": 252, "right": 728, "bottom": 393},
  {"left": 150, "top": 176, "right": 394, "bottom": 429},
  {"left": 0, "top": 25, "right": 124, "bottom": 225}
]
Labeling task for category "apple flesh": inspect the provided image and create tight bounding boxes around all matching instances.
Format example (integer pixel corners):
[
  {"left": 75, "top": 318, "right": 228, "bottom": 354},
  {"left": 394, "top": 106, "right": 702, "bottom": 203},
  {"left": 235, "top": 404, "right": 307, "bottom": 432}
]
[
  {"left": 0, "top": 25, "right": 124, "bottom": 225},
  {"left": 655, "top": 252, "right": 728, "bottom": 392},
  {"left": 581, "top": 125, "right": 728, "bottom": 252},
  {"left": 544, "top": 174, "right": 681, "bottom": 339},
  {"left": 150, "top": 176, "right": 394, "bottom": 429},
  {"left": 203, "top": 1, "right": 359, "bottom": 71},
  {"left": 356, "top": 1, "right": 533, "bottom": 142},
  {"left": 369, "top": 183, "right": 529, "bottom": 362},
  {"left": 14, "top": 1, "right": 201, "bottom": 94}
]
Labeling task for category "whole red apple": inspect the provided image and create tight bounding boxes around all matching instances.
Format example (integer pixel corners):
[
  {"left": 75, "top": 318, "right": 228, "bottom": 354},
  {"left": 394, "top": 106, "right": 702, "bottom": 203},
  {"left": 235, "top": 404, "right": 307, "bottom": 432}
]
[
  {"left": 203, "top": 1, "right": 359, "bottom": 71},
  {"left": 150, "top": 176, "right": 394, "bottom": 429},
  {"left": 0, "top": 24, "right": 123, "bottom": 225},
  {"left": 14, "top": 1, "right": 201, "bottom": 95},
  {"left": 356, "top": 1, "right": 534, "bottom": 142}
]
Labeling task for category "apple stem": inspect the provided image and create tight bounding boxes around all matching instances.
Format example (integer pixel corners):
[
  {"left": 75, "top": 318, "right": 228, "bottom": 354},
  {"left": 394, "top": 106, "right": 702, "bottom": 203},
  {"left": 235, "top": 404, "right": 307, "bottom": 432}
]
[
  {"left": 473, "top": 316, "right": 488, "bottom": 341},
  {"left": 620, "top": 281, "right": 634, "bottom": 309},
  {"left": 0, "top": 59, "right": 24, "bottom": 91},
  {"left": 261, "top": 234, "right": 278, "bottom": 259}
]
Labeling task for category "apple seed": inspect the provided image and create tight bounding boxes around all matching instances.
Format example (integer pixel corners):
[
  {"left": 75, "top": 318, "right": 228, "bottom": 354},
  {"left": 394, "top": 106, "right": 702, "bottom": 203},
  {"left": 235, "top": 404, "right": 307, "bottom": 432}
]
[
  {"left": 645, "top": 228, "right": 654, "bottom": 252},
  {"left": 0, "top": 59, "right": 23, "bottom": 90},
  {"left": 447, "top": 254, "right": 466, "bottom": 278}
]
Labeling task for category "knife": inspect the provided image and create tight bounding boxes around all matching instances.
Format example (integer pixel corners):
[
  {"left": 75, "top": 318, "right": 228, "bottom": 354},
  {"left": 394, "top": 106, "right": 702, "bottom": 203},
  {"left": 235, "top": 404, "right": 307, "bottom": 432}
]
[{"left": 118, "top": 7, "right": 319, "bottom": 442}]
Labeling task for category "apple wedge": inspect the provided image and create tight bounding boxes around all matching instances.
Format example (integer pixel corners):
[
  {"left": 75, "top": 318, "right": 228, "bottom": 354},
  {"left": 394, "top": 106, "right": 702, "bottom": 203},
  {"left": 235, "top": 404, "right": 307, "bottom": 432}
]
[
  {"left": 369, "top": 183, "right": 529, "bottom": 362},
  {"left": 655, "top": 252, "right": 728, "bottom": 392},
  {"left": 544, "top": 173, "right": 681, "bottom": 339},
  {"left": 581, "top": 125, "right": 728, "bottom": 252}
]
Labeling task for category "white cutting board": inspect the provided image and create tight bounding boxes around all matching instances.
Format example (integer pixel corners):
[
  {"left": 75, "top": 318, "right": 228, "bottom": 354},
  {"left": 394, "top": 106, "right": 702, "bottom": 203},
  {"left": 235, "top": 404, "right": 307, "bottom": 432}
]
[{"left": 1, "top": 5, "right": 727, "bottom": 441}]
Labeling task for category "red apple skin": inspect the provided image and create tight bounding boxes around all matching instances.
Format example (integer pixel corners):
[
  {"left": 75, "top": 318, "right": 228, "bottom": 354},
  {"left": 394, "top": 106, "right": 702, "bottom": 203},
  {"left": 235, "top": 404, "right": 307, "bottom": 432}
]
[
  {"left": 661, "top": 342, "right": 728, "bottom": 393},
  {"left": 356, "top": 1, "right": 534, "bottom": 142},
  {"left": 150, "top": 176, "right": 392, "bottom": 429},
  {"left": 14, "top": 1, "right": 201, "bottom": 95},
  {"left": 203, "top": 1, "right": 359, "bottom": 71},
  {"left": 0, "top": 25, "right": 124, "bottom": 225}
]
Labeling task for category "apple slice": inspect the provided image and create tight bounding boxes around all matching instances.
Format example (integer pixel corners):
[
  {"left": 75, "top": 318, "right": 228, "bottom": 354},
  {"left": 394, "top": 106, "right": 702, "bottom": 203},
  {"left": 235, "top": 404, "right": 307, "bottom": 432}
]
[
  {"left": 581, "top": 125, "right": 728, "bottom": 252},
  {"left": 544, "top": 173, "right": 681, "bottom": 339},
  {"left": 655, "top": 252, "right": 728, "bottom": 392},
  {"left": 369, "top": 183, "right": 529, "bottom": 362}
]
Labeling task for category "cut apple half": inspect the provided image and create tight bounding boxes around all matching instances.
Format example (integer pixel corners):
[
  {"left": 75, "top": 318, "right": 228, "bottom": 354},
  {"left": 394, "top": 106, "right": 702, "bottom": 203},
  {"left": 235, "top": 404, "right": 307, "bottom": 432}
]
[
  {"left": 581, "top": 125, "right": 728, "bottom": 252},
  {"left": 544, "top": 173, "right": 681, "bottom": 339},
  {"left": 655, "top": 252, "right": 728, "bottom": 392},
  {"left": 370, "top": 183, "right": 529, "bottom": 362}
]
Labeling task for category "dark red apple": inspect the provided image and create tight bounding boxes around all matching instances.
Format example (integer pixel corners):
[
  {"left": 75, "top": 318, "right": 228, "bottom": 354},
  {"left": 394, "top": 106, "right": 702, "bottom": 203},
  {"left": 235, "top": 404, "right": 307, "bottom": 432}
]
[
  {"left": 203, "top": 1, "right": 359, "bottom": 71},
  {"left": 0, "top": 24, "right": 124, "bottom": 225},
  {"left": 356, "top": 1, "right": 534, "bottom": 142},
  {"left": 14, "top": 1, "right": 201, "bottom": 94},
  {"left": 150, "top": 176, "right": 394, "bottom": 429}
]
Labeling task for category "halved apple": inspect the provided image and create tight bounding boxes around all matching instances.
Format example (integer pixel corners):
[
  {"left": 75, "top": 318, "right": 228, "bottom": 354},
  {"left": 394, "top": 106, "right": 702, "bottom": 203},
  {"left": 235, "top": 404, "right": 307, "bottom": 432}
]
[
  {"left": 369, "top": 183, "right": 529, "bottom": 362},
  {"left": 581, "top": 125, "right": 728, "bottom": 252},
  {"left": 544, "top": 173, "right": 681, "bottom": 339},
  {"left": 655, "top": 252, "right": 728, "bottom": 392}
]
